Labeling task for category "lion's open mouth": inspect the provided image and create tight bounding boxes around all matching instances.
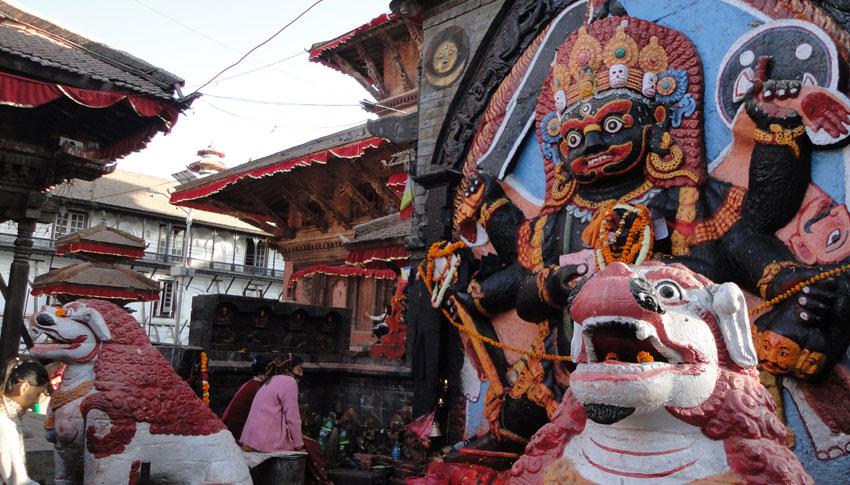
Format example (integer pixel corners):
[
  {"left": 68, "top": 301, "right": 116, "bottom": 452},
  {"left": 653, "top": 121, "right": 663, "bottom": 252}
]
[
  {"left": 30, "top": 329, "right": 86, "bottom": 351},
  {"left": 582, "top": 318, "right": 682, "bottom": 365}
]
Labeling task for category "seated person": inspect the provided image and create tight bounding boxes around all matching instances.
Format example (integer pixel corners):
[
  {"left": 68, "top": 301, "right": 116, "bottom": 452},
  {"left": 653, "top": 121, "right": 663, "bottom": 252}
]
[
  {"left": 221, "top": 355, "right": 275, "bottom": 442},
  {"left": 241, "top": 355, "right": 305, "bottom": 452}
]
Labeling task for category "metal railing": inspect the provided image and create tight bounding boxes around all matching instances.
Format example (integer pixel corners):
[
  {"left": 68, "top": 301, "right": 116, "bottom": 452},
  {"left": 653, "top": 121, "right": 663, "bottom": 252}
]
[
  {"left": 141, "top": 252, "right": 283, "bottom": 278},
  {"left": 0, "top": 234, "right": 55, "bottom": 250},
  {"left": 0, "top": 233, "right": 283, "bottom": 279}
]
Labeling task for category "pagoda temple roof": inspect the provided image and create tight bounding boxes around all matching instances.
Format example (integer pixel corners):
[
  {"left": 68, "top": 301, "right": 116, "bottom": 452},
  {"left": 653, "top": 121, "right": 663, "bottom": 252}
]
[
  {"left": 31, "top": 261, "right": 160, "bottom": 302},
  {"left": 0, "top": 1, "right": 184, "bottom": 98},
  {"left": 170, "top": 123, "right": 404, "bottom": 239},
  {"left": 54, "top": 223, "right": 146, "bottom": 260}
]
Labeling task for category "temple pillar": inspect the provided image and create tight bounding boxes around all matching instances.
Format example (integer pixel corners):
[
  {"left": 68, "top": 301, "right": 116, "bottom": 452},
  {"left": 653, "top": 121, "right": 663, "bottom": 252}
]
[{"left": 0, "top": 217, "right": 36, "bottom": 362}]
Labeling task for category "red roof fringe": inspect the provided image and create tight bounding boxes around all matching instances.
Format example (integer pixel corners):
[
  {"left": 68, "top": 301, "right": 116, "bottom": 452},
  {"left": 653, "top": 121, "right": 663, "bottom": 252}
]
[
  {"left": 0, "top": 72, "right": 181, "bottom": 161},
  {"left": 55, "top": 242, "right": 145, "bottom": 259},
  {"left": 171, "top": 137, "right": 387, "bottom": 205},
  {"left": 288, "top": 264, "right": 397, "bottom": 288},
  {"left": 309, "top": 13, "right": 394, "bottom": 63},
  {"left": 386, "top": 172, "right": 409, "bottom": 188},
  {"left": 345, "top": 245, "right": 408, "bottom": 267},
  {"left": 31, "top": 283, "right": 159, "bottom": 301}
]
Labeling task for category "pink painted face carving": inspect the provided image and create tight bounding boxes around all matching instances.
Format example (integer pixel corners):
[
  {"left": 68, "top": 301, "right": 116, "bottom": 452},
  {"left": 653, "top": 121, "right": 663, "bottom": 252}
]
[
  {"left": 568, "top": 262, "right": 756, "bottom": 417},
  {"left": 784, "top": 190, "right": 850, "bottom": 265}
]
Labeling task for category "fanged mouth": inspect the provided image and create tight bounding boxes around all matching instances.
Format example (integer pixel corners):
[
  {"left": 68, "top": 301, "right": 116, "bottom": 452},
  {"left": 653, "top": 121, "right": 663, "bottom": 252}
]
[
  {"left": 583, "top": 318, "right": 682, "bottom": 365},
  {"left": 585, "top": 153, "right": 615, "bottom": 168}
]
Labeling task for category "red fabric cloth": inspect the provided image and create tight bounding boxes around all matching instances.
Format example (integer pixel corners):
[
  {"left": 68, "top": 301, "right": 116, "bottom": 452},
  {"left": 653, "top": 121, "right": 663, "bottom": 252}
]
[
  {"left": 0, "top": 71, "right": 184, "bottom": 161},
  {"left": 303, "top": 437, "right": 332, "bottom": 485},
  {"left": 221, "top": 378, "right": 263, "bottom": 442},
  {"left": 345, "top": 245, "right": 409, "bottom": 267},
  {"left": 386, "top": 172, "right": 409, "bottom": 188},
  {"left": 288, "top": 264, "right": 397, "bottom": 288},
  {"left": 55, "top": 242, "right": 145, "bottom": 259},
  {"left": 30, "top": 283, "right": 159, "bottom": 301},
  {"left": 0, "top": 71, "right": 168, "bottom": 114},
  {"left": 170, "top": 137, "right": 387, "bottom": 205}
]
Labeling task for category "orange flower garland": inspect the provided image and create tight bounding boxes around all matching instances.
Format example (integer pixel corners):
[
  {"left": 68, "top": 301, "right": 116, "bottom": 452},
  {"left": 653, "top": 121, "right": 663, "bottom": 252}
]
[
  {"left": 200, "top": 351, "right": 210, "bottom": 407},
  {"left": 594, "top": 203, "right": 654, "bottom": 270}
]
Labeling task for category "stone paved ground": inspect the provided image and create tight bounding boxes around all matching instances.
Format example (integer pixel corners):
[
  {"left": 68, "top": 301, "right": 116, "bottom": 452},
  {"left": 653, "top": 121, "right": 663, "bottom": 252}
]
[{"left": 21, "top": 412, "right": 54, "bottom": 484}]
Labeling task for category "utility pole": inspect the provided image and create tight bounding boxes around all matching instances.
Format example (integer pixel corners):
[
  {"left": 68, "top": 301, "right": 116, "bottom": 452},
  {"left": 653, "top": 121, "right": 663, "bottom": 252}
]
[{"left": 172, "top": 208, "right": 193, "bottom": 345}]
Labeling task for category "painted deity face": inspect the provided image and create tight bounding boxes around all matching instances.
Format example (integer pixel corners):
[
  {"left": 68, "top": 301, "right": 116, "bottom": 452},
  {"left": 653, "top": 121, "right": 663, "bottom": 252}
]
[
  {"left": 434, "top": 41, "right": 458, "bottom": 74},
  {"left": 789, "top": 195, "right": 850, "bottom": 265},
  {"left": 559, "top": 91, "right": 655, "bottom": 184},
  {"left": 794, "top": 349, "right": 826, "bottom": 379},
  {"left": 756, "top": 330, "right": 802, "bottom": 375}
]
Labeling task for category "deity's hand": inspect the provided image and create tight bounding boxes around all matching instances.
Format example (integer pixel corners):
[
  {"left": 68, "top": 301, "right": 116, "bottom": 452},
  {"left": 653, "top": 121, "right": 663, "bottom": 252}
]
[
  {"left": 547, "top": 263, "right": 589, "bottom": 308},
  {"left": 744, "top": 56, "right": 804, "bottom": 127},
  {"left": 767, "top": 265, "right": 838, "bottom": 325},
  {"left": 454, "top": 172, "right": 507, "bottom": 239}
]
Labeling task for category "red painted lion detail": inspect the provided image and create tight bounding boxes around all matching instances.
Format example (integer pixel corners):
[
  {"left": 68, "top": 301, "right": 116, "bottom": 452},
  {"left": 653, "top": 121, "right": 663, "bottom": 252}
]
[{"left": 30, "top": 299, "right": 250, "bottom": 484}]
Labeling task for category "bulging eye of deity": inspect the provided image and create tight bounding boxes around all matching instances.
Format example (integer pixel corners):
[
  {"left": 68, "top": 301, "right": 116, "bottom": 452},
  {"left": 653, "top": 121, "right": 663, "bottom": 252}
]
[
  {"left": 565, "top": 130, "right": 583, "bottom": 148},
  {"left": 603, "top": 116, "right": 624, "bottom": 134}
]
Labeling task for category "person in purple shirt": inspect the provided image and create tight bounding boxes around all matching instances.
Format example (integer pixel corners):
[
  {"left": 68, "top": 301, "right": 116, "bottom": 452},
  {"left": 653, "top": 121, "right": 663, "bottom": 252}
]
[
  {"left": 221, "top": 355, "right": 276, "bottom": 442},
  {"left": 240, "top": 355, "right": 305, "bottom": 452}
]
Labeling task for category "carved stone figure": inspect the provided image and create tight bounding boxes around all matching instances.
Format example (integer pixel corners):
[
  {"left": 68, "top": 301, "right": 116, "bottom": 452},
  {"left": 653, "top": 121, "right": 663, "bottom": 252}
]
[
  {"left": 29, "top": 299, "right": 251, "bottom": 485},
  {"left": 510, "top": 262, "right": 812, "bottom": 484},
  {"left": 445, "top": 10, "right": 850, "bottom": 443}
]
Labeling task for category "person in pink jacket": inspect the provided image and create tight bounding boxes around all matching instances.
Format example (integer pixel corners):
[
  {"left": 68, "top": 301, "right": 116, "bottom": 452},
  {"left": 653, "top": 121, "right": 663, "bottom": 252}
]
[{"left": 240, "top": 355, "right": 305, "bottom": 452}]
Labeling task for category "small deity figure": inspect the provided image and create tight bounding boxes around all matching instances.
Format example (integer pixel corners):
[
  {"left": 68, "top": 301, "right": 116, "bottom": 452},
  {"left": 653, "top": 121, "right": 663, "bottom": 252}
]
[{"left": 447, "top": 10, "right": 850, "bottom": 442}]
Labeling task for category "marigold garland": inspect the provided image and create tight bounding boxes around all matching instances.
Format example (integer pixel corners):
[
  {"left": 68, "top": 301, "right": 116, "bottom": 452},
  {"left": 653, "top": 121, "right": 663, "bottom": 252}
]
[
  {"left": 200, "top": 351, "right": 210, "bottom": 407},
  {"left": 593, "top": 203, "right": 654, "bottom": 270}
]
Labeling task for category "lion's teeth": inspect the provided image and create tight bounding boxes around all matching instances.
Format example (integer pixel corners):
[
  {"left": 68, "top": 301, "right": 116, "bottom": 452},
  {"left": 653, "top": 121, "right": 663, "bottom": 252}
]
[{"left": 635, "top": 325, "right": 651, "bottom": 340}]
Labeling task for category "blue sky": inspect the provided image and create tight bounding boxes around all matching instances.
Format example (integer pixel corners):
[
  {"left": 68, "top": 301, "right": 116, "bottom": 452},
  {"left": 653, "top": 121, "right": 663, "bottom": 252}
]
[{"left": 16, "top": 0, "right": 391, "bottom": 178}]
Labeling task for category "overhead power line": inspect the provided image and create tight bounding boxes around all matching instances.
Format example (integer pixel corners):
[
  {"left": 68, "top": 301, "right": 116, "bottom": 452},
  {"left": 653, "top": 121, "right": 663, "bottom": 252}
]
[
  {"left": 212, "top": 51, "right": 308, "bottom": 84},
  {"left": 132, "top": 0, "right": 309, "bottom": 88},
  {"left": 191, "top": 0, "right": 324, "bottom": 95},
  {"left": 131, "top": 0, "right": 235, "bottom": 52},
  {"left": 203, "top": 93, "right": 360, "bottom": 107}
]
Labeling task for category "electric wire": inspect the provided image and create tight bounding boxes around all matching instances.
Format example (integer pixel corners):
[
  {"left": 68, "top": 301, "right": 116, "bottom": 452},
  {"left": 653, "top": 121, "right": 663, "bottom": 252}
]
[
  {"left": 131, "top": 0, "right": 307, "bottom": 86},
  {"left": 191, "top": 0, "right": 324, "bottom": 95}
]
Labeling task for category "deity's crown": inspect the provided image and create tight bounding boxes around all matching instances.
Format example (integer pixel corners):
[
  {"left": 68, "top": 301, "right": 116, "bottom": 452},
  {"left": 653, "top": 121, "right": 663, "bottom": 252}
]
[{"left": 553, "top": 20, "right": 682, "bottom": 109}]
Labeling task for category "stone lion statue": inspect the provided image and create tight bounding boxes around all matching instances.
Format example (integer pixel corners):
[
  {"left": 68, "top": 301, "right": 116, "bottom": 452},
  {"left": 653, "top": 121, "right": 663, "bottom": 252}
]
[
  {"left": 510, "top": 262, "right": 812, "bottom": 484},
  {"left": 29, "top": 299, "right": 251, "bottom": 485}
]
